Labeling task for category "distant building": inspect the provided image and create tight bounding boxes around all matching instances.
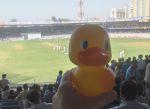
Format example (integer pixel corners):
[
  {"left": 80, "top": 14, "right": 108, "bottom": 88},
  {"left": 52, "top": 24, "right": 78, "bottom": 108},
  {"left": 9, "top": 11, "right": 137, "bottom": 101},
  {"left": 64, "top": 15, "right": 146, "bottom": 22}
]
[
  {"left": 110, "top": 0, "right": 150, "bottom": 21},
  {"left": 144, "top": 0, "right": 150, "bottom": 17},
  {"left": 110, "top": 3, "right": 135, "bottom": 20},
  {"left": 110, "top": 8, "right": 127, "bottom": 20},
  {"left": 132, "top": 0, "right": 150, "bottom": 18},
  {"left": 127, "top": 2, "right": 133, "bottom": 18}
]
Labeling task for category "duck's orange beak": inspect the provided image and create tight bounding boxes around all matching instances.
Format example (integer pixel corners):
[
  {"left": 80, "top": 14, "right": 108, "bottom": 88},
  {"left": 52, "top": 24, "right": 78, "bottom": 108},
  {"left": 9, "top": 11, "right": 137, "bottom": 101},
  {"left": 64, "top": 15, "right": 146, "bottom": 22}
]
[{"left": 77, "top": 47, "right": 110, "bottom": 66}]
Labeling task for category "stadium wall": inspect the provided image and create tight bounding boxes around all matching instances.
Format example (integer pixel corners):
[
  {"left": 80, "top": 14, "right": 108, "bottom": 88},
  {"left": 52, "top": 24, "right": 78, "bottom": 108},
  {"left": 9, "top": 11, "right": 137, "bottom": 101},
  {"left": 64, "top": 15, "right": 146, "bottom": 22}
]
[
  {"left": 109, "top": 33, "right": 150, "bottom": 38},
  {"left": 42, "top": 33, "right": 150, "bottom": 39}
]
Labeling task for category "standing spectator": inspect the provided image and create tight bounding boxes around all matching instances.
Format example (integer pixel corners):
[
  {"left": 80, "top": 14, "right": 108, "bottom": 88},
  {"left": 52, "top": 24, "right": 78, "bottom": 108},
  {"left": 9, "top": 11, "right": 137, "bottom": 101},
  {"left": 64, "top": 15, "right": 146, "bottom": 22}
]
[
  {"left": 127, "top": 57, "right": 132, "bottom": 63},
  {"left": 0, "top": 74, "right": 10, "bottom": 89},
  {"left": 0, "top": 88, "right": 2, "bottom": 99},
  {"left": 132, "top": 56, "right": 137, "bottom": 63},
  {"left": 121, "top": 59, "right": 130, "bottom": 80},
  {"left": 125, "top": 61, "right": 137, "bottom": 81},
  {"left": 144, "top": 63, "right": 150, "bottom": 106},
  {"left": 137, "top": 54, "right": 146, "bottom": 80},
  {"left": 145, "top": 55, "right": 150, "bottom": 66},
  {"left": 115, "top": 62, "right": 122, "bottom": 79},
  {"left": 109, "top": 60, "right": 117, "bottom": 72},
  {"left": 56, "top": 70, "right": 63, "bottom": 86},
  {"left": 149, "top": 55, "right": 150, "bottom": 63}
]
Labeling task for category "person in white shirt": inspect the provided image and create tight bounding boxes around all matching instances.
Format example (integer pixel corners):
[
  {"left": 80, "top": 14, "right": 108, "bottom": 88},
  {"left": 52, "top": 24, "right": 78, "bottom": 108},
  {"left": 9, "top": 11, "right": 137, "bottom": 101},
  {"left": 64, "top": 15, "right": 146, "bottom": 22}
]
[{"left": 144, "top": 63, "right": 150, "bottom": 106}]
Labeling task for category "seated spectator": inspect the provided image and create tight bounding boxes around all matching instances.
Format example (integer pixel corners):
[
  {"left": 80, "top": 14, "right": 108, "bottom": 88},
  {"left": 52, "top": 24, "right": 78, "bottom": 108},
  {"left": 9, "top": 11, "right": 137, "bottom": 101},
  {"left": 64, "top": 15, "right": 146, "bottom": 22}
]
[
  {"left": 44, "top": 84, "right": 55, "bottom": 103},
  {"left": 27, "top": 90, "right": 52, "bottom": 109},
  {"left": 110, "top": 80, "right": 149, "bottom": 109},
  {"left": 16, "top": 83, "right": 29, "bottom": 108},
  {"left": 1, "top": 85, "right": 10, "bottom": 99},
  {"left": 31, "top": 84, "right": 44, "bottom": 102},
  {"left": 8, "top": 90, "right": 16, "bottom": 99},
  {"left": 53, "top": 83, "right": 59, "bottom": 93},
  {"left": 31, "top": 84, "right": 41, "bottom": 91},
  {"left": 42, "top": 84, "right": 48, "bottom": 94},
  {"left": 136, "top": 81, "right": 147, "bottom": 104},
  {"left": 0, "top": 74, "right": 10, "bottom": 89},
  {"left": 16, "top": 83, "right": 29, "bottom": 101},
  {"left": 15, "top": 86, "right": 23, "bottom": 97},
  {"left": 144, "top": 63, "right": 150, "bottom": 106}
]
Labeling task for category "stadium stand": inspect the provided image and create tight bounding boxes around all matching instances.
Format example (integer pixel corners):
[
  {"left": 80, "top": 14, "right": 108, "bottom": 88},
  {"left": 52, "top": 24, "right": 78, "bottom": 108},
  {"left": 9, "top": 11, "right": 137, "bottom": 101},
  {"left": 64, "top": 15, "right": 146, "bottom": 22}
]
[
  {"left": 0, "top": 20, "right": 150, "bottom": 40},
  {"left": 0, "top": 99, "right": 20, "bottom": 109}
]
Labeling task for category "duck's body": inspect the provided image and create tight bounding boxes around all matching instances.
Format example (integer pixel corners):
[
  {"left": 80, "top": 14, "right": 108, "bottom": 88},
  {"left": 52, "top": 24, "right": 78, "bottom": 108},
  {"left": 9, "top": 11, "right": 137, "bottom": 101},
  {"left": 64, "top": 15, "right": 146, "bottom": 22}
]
[
  {"left": 69, "top": 24, "right": 115, "bottom": 97},
  {"left": 71, "top": 66, "right": 114, "bottom": 96}
]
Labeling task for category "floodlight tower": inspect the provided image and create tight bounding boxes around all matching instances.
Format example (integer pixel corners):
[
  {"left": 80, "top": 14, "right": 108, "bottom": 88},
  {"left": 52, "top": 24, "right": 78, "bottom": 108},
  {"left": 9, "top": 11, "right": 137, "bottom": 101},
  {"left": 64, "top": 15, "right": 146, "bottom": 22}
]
[{"left": 78, "top": 0, "right": 84, "bottom": 21}]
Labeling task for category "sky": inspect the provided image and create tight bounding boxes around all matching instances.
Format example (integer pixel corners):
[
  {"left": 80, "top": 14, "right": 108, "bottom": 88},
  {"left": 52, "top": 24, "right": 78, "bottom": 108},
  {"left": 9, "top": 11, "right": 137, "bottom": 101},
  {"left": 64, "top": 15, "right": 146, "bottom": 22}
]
[{"left": 0, "top": 0, "right": 131, "bottom": 21}]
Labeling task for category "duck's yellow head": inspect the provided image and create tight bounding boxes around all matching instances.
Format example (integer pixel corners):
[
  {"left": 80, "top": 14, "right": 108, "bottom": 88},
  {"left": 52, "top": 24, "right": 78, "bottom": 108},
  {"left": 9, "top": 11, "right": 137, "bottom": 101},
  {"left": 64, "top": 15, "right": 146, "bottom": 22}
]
[{"left": 69, "top": 24, "right": 111, "bottom": 66}]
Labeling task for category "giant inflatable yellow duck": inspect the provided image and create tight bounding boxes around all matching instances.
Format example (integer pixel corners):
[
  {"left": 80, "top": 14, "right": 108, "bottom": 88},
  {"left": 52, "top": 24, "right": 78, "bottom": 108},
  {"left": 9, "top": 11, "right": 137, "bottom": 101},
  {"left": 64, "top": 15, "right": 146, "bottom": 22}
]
[{"left": 69, "top": 24, "right": 115, "bottom": 97}]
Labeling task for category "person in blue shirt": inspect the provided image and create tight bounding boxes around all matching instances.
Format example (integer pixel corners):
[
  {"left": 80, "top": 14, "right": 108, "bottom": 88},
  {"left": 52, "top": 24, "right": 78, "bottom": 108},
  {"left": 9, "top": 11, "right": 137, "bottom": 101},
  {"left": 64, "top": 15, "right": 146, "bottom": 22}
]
[
  {"left": 120, "top": 59, "right": 130, "bottom": 80},
  {"left": 125, "top": 61, "right": 137, "bottom": 81},
  {"left": 56, "top": 70, "right": 63, "bottom": 86}
]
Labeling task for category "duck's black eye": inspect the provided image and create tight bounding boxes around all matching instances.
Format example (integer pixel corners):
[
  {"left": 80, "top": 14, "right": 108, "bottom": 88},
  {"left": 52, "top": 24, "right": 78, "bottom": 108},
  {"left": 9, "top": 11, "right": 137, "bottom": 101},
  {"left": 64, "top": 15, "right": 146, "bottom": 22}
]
[{"left": 81, "top": 40, "right": 88, "bottom": 49}]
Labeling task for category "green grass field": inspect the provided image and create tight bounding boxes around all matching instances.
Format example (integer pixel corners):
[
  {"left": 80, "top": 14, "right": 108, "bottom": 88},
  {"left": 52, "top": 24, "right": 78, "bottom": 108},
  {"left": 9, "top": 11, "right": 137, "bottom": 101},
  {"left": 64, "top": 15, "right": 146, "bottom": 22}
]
[{"left": 0, "top": 38, "right": 150, "bottom": 84}]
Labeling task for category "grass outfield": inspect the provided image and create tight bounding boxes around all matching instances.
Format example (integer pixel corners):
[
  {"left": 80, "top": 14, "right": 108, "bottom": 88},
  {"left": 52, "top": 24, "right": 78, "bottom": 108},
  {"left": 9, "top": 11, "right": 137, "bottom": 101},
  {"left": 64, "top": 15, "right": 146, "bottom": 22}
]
[{"left": 0, "top": 38, "right": 150, "bottom": 84}]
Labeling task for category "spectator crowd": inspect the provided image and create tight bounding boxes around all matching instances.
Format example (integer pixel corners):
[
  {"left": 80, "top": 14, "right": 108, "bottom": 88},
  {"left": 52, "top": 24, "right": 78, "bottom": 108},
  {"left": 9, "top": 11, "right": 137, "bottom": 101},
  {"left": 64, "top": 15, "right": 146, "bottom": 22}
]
[
  {"left": 0, "top": 73, "right": 58, "bottom": 109},
  {"left": 107, "top": 54, "right": 150, "bottom": 109}
]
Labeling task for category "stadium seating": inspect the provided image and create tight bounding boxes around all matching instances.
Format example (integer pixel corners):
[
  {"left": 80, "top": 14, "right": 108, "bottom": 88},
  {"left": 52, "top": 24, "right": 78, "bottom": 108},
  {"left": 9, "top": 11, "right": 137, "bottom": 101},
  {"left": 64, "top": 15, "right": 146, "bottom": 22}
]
[{"left": 0, "top": 99, "right": 21, "bottom": 109}]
